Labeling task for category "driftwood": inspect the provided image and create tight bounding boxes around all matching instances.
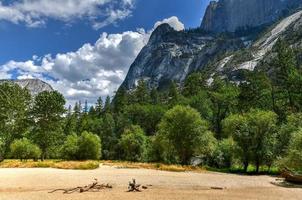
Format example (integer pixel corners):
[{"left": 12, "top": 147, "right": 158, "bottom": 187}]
[
  {"left": 127, "top": 179, "right": 141, "bottom": 192},
  {"left": 281, "top": 169, "right": 302, "bottom": 184},
  {"left": 49, "top": 179, "right": 112, "bottom": 194}
]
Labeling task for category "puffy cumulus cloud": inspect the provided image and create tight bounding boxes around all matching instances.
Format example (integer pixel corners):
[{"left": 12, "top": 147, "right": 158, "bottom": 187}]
[
  {"left": 154, "top": 16, "right": 185, "bottom": 31},
  {"left": 0, "top": 16, "right": 184, "bottom": 106},
  {"left": 0, "top": 0, "right": 135, "bottom": 29}
]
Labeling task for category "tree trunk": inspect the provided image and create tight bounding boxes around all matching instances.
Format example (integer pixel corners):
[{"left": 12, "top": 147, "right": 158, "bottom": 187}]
[
  {"left": 243, "top": 160, "right": 249, "bottom": 173},
  {"left": 256, "top": 161, "right": 260, "bottom": 174}
]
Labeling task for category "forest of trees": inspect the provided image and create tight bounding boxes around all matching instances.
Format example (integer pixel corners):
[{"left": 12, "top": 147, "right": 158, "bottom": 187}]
[{"left": 0, "top": 40, "right": 301, "bottom": 174}]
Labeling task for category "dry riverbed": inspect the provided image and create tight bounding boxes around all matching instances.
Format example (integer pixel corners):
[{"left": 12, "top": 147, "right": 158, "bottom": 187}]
[{"left": 0, "top": 164, "right": 301, "bottom": 200}]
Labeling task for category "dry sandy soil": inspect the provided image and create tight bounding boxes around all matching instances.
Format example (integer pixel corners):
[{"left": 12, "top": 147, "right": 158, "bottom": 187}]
[{"left": 0, "top": 165, "right": 301, "bottom": 200}]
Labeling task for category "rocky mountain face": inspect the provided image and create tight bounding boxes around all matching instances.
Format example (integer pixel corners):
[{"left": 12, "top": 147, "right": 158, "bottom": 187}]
[
  {"left": 201, "top": 0, "right": 302, "bottom": 33},
  {"left": 213, "top": 10, "right": 302, "bottom": 80},
  {"left": 121, "top": 24, "right": 244, "bottom": 90},
  {"left": 120, "top": 1, "right": 302, "bottom": 91},
  {"left": 0, "top": 79, "right": 54, "bottom": 96}
]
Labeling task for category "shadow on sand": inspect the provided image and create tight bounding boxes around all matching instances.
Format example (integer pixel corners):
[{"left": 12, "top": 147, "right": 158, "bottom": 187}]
[{"left": 271, "top": 179, "right": 302, "bottom": 189}]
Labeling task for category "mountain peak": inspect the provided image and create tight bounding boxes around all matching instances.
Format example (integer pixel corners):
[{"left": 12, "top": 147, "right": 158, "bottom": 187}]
[{"left": 0, "top": 79, "right": 54, "bottom": 96}]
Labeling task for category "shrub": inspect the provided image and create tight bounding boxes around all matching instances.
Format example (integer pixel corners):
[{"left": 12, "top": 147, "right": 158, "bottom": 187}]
[
  {"left": 61, "top": 132, "right": 101, "bottom": 160},
  {"left": 212, "top": 138, "right": 236, "bottom": 168},
  {"left": 77, "top": 131, "right": 101, "bottom": 160},
  {"left": 119, "top": 125, "right": 147, "bottom": 162},
  {"left": 280, "top": 128, "right": 302, "bottom": 173},
  {"left": 0, "top": 139, "right": 4, "bottom": 162},
  {"left": 61, "top": 134, "right": 79, "bottom": 160},
  {"left": 10, "top": 138, "right": 41, "bottom": 161}
]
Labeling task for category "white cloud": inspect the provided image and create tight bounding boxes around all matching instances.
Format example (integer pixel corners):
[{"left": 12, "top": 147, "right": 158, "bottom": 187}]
[
  {"left": 0, "top": 16, "right": 184, "bottom": 106},
  {"left": 0, "top": 0, "right": 135, "bottom": 29},
  {"left": 154, "top": 16, "right": 185, "bottom": 31}
]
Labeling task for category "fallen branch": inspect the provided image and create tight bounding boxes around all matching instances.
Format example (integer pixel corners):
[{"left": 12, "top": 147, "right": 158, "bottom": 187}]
[
  {"left": 127, "top": 179, "right": 142, "bottom": 192},
  {"left": 49, "top": 179, "right": 112, "bottom": 194}
]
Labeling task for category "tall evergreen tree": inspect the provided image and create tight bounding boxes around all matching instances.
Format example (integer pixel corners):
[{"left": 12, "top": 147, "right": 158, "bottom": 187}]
[
  {"left": 30, "top": 91, "right": 66, "bottom": 160},
  {"left": 133, "top": 79, "right": 150, "bottom": 104},
  {"left": 104, "top": 96, "right": 111, "bottom": 113},
  {"left": 95, "top": 97, "right": 103, "bottom": 117}
]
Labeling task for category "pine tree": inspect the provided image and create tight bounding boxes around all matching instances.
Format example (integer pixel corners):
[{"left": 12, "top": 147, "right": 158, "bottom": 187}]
[
  {"left": 133, "top": 79, "right": 150, "bottom": 104},
  {"left": 150, "top": 88, "right": 160, "bottom": 105},
  {"left": 95, "top": 97, "right": 103, "bottom": 117},
  {"left": 271, "top": 39, "right": 302, "bottom": 116},
  {"left": 113, "top": 87, "right": 128, "bottom": 113},
  {"left": 84, "top": 100, "right": 89, "bottom": 114},
  {"left": 104, "top": 96, "right": 111, "bottom": 113}
]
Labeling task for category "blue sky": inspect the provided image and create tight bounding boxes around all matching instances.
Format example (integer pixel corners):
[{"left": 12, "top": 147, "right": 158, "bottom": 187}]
[{"left": 0, "top": 0, "right": 210, "bottom": 105}]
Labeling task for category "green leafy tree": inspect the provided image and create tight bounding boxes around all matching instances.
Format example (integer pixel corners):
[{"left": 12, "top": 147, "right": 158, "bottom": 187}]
[
  {"left": 61, "top": 134, "right": 79, "bottom": 160},
  {"left": 183, "top": 72, "right": 207, "bottom": 96},
  {"left": 158, "top": 105, "right": 211, "bottom": 165},
  {"left": 276, "top": 113, "right": 302, "bottom": 156},
  {"left": 61, "top": 132, "right": 101, "bottom": 160},
  {"left": 125, "top": 104, "right": 166, "bottom": 135},
  {"left": 212, "top": 138, "right": 237, "bottom": 169},
  {"left": 119, "top": 125, "right": 147, "bottom": 162},
  {"left": 271, "top": 40, "right": 302, "bottom": 117},
  {"left": 0, "top": 138, "right": 5, "bottom": 162},
  {"left": 10, "top": 138, "right": 41, "bottom": 161},
  {"left": 30, "top": 91, "right": 66, "bottom": 160},
  {"left": 209, "top": 78, "right": 239, "bottom": 138},
  {"left": 188, "top": 90, "right": 213, "bottom": 121},
  {"left": 0, "top": 83, "right": 31, "bottom": 155},
  {"left": 280, "top": 128, "right": 302, "bottom": 173},
  {"left": 223, "top": 110, "right": 278, "bottom": 172},
  {"left": 77, "top": 131, "right": 101, "bottom": 160},
  {"left": 100, "top": 113, "right": 116, "bottom": 159},
  {"left": 238, "top": 72, "right": 273, "bottom": 112}
]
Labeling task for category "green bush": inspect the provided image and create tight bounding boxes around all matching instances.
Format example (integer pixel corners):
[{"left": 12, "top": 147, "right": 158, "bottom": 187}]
[
  {"left": 0, "top": 139, "right": 4, "bottom": 162},
  {"left": 10, "top": 138, "right": 41, "bottom": 161},
  {"left": 61, "top": 134, "right": 79, "bottom": 160},
  {"left": 119, "top": 125, "right": 147, "bottom": 162},
  {"left": 61, "top": 132, "right": 101, "bottom": 160},
  {"left": 78, "top": 131, "right": 101, "bottom": 160},
  {"left": 280, "top": 128, "right": 302, "bottom": 173},
  {"left": 212, "top": 138, "right": 236, "bottom": 168}
]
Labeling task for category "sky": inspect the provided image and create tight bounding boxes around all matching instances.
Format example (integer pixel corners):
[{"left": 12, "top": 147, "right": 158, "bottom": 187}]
[{"left": 0, "top": 0, "right": 211, "bottom": 106}]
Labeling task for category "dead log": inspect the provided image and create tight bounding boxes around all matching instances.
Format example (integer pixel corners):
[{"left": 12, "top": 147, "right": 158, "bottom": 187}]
[
  {"left": 49, "top": 179, "right": 112, "bottom": 194},
  {"left": 127, "top": 179, "right": 142, "bottom": 192}
]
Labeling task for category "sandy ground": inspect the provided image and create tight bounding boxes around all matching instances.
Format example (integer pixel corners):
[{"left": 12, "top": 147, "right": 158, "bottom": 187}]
[{"left": 0, "top": 165, "right": 301, "bottom": 200}]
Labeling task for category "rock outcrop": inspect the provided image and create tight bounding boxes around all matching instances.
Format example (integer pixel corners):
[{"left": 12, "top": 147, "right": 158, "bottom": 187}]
[
  {"left": 201, "top": 0, "right": 302, "bottom": 33},
  {"left": 0, "top": 79, "right": 54, "bottom": 96}
]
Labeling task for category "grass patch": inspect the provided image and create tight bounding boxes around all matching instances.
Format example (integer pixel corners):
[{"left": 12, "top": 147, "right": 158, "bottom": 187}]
[
  {"left": 101, "top": 160, "right": 206, "bottom": 173},
  {"left": 0, "top": 160, "right": 99, "bottom": 170},
  {"left": 206, "top": 165, "right": 280, "bottom": 175}
]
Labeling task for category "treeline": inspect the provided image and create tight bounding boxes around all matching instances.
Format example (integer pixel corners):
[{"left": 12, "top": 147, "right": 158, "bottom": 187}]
[{"left": 0, "top": 40, "right": 302, "bottom": 173}]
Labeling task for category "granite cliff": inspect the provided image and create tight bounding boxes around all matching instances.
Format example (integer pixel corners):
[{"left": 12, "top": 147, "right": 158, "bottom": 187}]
[
  {"left": 120, "top": 0, "right": 302, "bottom": 91},
  {"left": 201, "top": 0, "right": 302, "bottom": 33}
]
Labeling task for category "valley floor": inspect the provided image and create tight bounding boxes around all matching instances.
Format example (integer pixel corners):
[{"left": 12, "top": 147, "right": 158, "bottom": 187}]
[{"left": 0, "top": 165, "right": 301, "bottom": 200}]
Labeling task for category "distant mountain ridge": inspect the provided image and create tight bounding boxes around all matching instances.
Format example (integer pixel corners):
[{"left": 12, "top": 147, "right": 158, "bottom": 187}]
[{"left": 0, "top": 79, "right": 54, "bottom": 95}]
